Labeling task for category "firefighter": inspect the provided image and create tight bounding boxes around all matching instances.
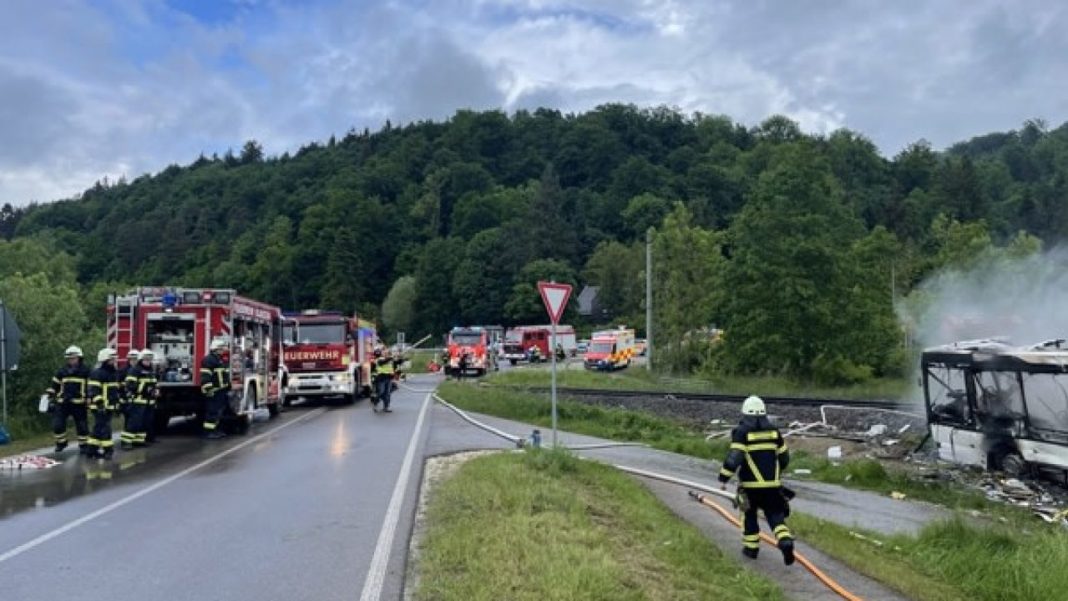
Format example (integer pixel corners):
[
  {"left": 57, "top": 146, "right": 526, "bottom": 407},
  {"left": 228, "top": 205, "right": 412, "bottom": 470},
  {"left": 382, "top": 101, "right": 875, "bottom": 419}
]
[
  {"left": 200, "top": 338, "right": 230, "bottom": 440},
  {"left": 371, "top": 349, "right": 395, "bottom": 413},
  {"left": 117, "top": 350, "right": 138, "bottom": 437},
  {"left": 718, "top": 395, "right": 795, "bottom": 565},
  {"left": 122, "top": 349, "right": 158, "bottom": 449},
  {"left": 142, "top": 351, "right": 160, "bottom": 445},
  {"left": 87, "top": 348, "right": 120, "bottom": 459},
  {"left": 45, "top": 346, "right": 92, "bottom": 454}
]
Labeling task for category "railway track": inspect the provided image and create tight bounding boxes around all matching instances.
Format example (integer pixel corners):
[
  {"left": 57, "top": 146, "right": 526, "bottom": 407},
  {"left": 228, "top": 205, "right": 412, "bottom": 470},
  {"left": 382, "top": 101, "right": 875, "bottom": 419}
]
[{"left": 503, "top": 386, "right": 909, "bottom": 411}]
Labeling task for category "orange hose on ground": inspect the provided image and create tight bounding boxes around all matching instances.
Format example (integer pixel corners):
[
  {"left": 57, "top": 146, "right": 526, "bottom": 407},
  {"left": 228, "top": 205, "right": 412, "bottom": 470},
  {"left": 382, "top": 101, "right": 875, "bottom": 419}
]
[{"left": 692, "top": 493, "right": 864, "bottom": 601}]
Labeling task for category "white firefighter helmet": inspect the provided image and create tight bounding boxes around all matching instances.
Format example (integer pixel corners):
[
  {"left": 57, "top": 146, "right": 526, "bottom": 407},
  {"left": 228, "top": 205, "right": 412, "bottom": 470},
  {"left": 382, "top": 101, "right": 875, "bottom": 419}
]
[
  {"left": 64, "top": 345, "right": 83, "bottom": 358},
  {"left": 741, "top": 395, "right": 766, "bottom": 416},
  {"left": 97, "top": 348, "right": 115, "bottom": 363},
  {"left": 210, "top": 338, "right": 227, "bottom": 352},
  {"left": 127, "top": 349, "right": 140, "bottom": 360},
  {"left": 139, "top": 349, "right": 155, "bottom": 361}
]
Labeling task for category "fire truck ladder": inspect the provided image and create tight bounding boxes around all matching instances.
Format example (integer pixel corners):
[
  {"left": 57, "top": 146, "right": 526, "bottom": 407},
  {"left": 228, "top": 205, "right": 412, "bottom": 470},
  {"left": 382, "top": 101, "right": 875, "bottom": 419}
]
[{"left": 109, "top": 292, "right": 140, "bottom": 351}]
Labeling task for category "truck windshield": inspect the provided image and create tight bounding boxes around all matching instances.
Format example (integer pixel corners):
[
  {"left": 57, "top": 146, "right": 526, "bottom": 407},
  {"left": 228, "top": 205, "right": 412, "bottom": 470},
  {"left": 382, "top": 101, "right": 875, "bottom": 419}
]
[
  {"left": 451, "top": 333, "right": 482, "bottom": 345},
  {"left": 589, "top": 342, "right": 613, "bottom": 354},
  {"left": 505, "top": 331, "right": 522, "bottom": 342},
  {"left": 294, "top": 323, "right": 346, "bottom": 344}
]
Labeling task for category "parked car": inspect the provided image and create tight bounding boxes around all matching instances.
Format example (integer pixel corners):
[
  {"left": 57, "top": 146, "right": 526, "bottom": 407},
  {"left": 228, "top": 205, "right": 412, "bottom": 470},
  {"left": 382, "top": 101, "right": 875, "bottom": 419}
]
[{"left": 577, "top": 339, "right": 590, "bottom": 354}]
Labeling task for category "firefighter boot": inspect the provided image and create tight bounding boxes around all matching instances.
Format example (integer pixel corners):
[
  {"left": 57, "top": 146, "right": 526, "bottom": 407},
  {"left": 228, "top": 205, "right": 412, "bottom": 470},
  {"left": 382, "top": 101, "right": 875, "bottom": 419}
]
[
  {"left": 778, "top": 539, "right": 795, "bottom": 566},
  {"left": 742, "top": 548, "right": 759, "bottom": 560},
  {"left": 55, "top": 441, "right": 68, "bottom": 453}
]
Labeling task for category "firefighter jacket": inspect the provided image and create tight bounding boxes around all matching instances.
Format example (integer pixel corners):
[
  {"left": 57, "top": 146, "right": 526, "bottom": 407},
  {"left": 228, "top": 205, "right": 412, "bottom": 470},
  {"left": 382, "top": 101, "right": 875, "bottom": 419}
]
[
  {"left": 125, "top": 364, "right": 158, "bottom": 403},
  {"left": 117, "top": 361, "right": 137, "bottom": 400},
  {"left": 718, "top": 416, "right": 790, "bottom": 489},
  {"left": 200, "top": 352, "right": 230, "bottom": 396},
  {"left": 372, "top": 357, "right": 395, "bottom": 379},
  {"left": 88, "top": 364, "right": 121, "bottom": 411},
  {"left": 48, "top": 362, "right": 91, "bottom": 403}
]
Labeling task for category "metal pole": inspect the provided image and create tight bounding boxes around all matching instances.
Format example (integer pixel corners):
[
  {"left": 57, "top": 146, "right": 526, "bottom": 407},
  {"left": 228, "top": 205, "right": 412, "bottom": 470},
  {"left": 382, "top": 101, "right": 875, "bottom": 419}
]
[
  {"left": 1, "top": 300, "right": 7, "bottom": 426},
  {"left": 551, "top": 322, "right": 558, "bottom": 447},
  {"left": 645, "top": 227, "right": 653, "bottom": 371}
]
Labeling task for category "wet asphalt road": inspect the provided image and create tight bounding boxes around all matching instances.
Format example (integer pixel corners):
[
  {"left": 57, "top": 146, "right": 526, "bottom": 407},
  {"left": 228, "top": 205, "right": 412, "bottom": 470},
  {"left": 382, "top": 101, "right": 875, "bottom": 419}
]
[{"left": 0, "top": 379, "right": 437, "bottom": 601}]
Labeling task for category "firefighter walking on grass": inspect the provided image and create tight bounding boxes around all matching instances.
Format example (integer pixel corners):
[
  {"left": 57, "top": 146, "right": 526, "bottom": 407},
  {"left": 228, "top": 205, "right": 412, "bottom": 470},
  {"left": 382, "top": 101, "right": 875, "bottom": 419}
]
[
  {"left": 200, "top": 338, "right": 230, "bottom": 439},
  {"left": 718, "top": 395, "right": 796, "bottom": 565},
  {"left": 121, "top": 349, "right": 158, "bottom": 449},
  {"left": 45, "top": 346, "right": 92, "bottom": 454},
  {"left": 87, "top": 348, "right": 120, "bottom": 459}
]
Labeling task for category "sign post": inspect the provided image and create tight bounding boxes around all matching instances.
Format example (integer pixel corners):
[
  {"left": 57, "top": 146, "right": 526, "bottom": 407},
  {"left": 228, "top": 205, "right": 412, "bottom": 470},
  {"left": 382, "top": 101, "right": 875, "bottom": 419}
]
[
  {"left": 537, "top": 281, "right": 572, "bottom": 447},
  {"left": 1, "top": 301, "right": 22, "bottom": 428}
]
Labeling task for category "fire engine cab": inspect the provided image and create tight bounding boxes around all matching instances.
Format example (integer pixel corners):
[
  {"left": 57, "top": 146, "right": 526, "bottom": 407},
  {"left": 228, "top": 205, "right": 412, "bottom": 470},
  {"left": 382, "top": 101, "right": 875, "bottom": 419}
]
[
  {"left": 106, "top": 287, "right": 285, "bottom": 434},
  {"left": 445, "top": 326, "right": 495, "bottom": 377},
  {"left": 280, "top": 310, "right": 376, "bottom": 404}
]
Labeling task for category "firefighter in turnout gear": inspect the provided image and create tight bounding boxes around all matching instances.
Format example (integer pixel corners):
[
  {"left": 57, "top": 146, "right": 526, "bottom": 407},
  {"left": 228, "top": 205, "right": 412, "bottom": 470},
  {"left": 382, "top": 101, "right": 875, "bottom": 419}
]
[
  {"left": 117, "top": 350, "right": 138, "bottom": 438},
  {"left": 200, "top": 338, "right": 230, "bottom": 439},
  {"left": 122, "top": 349, "right": 158, "bottom": 449},
  {"left": 45, "top": 346, "right": 92, "bottom": 453},
  {"left": 718, "top": 395, "right": 796, "bottom": 565},
  {"left": 371, "top": 349, "right": 395, "bottom": 413},
  {"left": 87, "top": 348, "right": 121, "bottom": 459}
]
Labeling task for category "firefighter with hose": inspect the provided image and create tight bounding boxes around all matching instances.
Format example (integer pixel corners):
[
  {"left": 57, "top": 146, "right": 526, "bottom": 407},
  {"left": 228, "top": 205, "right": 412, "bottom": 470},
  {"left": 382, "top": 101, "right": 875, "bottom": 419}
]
[
  {"left": 370, "top": 348, "right": 395, "bottom": 413},
  {"left": 718, "top": 395, "right": 796, "bottom": 565}
]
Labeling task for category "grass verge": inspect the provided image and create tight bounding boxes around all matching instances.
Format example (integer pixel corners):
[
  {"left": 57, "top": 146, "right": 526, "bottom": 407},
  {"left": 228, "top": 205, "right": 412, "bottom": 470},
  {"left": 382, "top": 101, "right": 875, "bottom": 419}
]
[
  {"left": 791, "top": 512, "right": 1068, "bottom": 601},
  {"left": 487, "top": 368, "right": 913, "bottom": 401},
  {"left": 437, "top": 382, "right": 1009, "bottom": 513},
  {"left": 414, "top": 449, "right": 782, "bottom": 601},
  {"left": 404, "top": 349, "right": 441, "bottom": 375}
]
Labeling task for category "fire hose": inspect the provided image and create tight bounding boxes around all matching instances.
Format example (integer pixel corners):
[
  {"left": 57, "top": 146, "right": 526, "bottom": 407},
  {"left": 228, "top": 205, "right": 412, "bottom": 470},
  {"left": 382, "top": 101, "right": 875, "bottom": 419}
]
[{"left": 430, "top": 391, "right": 867, "bottom": 600}]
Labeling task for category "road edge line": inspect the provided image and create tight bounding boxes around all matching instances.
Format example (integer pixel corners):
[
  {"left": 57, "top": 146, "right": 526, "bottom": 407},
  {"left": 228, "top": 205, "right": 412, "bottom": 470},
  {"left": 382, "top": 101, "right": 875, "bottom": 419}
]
[{"left": 359, "top": 392, "right": 432, "bottom": 601}]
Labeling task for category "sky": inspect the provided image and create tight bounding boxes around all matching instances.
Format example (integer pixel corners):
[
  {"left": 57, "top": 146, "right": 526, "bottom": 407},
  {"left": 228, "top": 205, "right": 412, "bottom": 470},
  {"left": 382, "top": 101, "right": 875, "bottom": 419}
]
[{"left": 1, "top": 0, "right": 1066, "bottom": 206}]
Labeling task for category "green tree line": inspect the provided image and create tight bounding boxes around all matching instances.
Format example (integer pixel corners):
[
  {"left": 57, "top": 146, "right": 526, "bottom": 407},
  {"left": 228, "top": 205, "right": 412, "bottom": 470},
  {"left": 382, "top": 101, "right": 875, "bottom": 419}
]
[{"left": 1, "top": 106, "right": 1064, "bottom": 431}]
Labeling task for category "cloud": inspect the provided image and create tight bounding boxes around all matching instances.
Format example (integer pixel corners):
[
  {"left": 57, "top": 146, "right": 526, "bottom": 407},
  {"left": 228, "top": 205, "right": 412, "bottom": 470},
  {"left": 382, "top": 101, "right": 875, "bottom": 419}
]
[{"left": 0, "top": 0, "right": 1067, "bottom": 206}]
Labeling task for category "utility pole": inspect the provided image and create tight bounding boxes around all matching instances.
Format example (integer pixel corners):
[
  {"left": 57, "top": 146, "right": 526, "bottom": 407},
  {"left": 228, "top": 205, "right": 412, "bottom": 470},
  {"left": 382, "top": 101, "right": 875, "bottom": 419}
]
[{"left": 645, "top": 227, "right": 653, "bottom": 371}]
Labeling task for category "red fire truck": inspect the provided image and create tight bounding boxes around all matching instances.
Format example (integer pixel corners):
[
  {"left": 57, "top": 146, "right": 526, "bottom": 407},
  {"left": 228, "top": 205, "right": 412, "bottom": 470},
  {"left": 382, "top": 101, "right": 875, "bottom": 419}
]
[
  {"left": 106, "top": 287, "right": 285, "bottom": 434},
  {"left": 280, "top": 310, "right": 377, "bottom": 404},
  {"left": 445, "top": 326, "right": 495, "bottom": 376},
  {"left": 501, "top": 325, "right": 577, "bottom": 365}
]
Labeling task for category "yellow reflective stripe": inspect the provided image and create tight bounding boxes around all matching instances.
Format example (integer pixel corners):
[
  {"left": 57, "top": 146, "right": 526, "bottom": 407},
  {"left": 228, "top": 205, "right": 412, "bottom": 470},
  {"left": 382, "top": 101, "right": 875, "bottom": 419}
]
[
  {"left": 743, "top": 534, "right": 760, "bottom": 542},
  {"left": 740, "top": 480, "right": 782, "bottom": 488},
  {"left": 744, "top": 443, "right": 779, "bottom": 452},
  {"left": 777, "top": 443, "right": 788, "bottom": 454},
  {"left": 747, "top": 431, "right": 778, "bottom": 441},
  {"left": 774, "top": 525, "right": 790, "bottom": 535},
  {"left": 203, "top": 422, "right": 217, "bottom": 430},
  {"left": 719, "top": 467, "right": 734, "bottom": 478},
  {"left": 743, "top": 540, "right": 760, "bottom": 549},
  {"left": 743, "top": 452, "right": 765, "bottom": 483},
  {"left": 88, "top": 380, "right": 103, "bottom": 388},
  {"left": 730, "top": 442, "right": 747, "bottom": 451}
]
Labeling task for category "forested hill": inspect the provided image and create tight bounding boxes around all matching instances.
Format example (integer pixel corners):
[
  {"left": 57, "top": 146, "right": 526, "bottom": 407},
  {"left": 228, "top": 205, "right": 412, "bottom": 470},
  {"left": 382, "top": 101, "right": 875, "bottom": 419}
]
[{"left": 9, "top": 106, "right": 1068, "bottom": 343}]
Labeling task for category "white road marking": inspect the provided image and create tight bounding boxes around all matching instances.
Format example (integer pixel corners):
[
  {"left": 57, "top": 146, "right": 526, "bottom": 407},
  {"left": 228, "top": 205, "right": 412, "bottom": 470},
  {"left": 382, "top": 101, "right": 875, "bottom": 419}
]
[
  {"left": 359, "top": 393, "right": 432, "bottom": 601},
  {"left": 0, "top": 408, "right": 327, "bottom": 564}
]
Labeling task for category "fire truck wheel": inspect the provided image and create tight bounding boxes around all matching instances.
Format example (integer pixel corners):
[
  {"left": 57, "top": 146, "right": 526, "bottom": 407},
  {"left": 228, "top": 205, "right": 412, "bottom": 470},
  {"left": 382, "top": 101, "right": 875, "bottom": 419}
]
[
  {"left": 342, "top": 393, "right": 357, "bottom": 405},
  {"left": 268, "top": 401, "right": 281, "bottom": 418},
  {"left": 509, "top": 359, "right": 517, "bottom": 366}
]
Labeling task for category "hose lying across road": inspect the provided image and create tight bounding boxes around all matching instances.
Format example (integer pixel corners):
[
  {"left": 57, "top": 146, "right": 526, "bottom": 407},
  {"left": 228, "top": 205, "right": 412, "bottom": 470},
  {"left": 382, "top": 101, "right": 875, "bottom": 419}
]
[{"left": 429, "top": 391, "right": 865, "bottom": 601}]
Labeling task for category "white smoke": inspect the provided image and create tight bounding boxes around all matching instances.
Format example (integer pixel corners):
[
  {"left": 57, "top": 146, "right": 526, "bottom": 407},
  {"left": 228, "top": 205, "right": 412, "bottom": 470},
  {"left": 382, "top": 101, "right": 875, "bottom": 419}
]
[{"left": 900, "top": 247, "right": 1068, "bottom": 352}]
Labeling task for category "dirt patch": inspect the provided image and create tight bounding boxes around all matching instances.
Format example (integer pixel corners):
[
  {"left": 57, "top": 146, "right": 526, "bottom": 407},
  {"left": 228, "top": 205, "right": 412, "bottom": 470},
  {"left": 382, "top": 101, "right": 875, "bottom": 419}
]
[{"left": 404, "top": 450, "right": 501, "bottom": 601}]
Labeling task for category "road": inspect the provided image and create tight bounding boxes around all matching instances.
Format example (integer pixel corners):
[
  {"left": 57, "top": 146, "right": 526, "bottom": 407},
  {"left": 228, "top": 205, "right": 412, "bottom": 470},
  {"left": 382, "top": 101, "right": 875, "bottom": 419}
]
[{"left": 0, "top": 379, "right": 436, "bottom": 601}]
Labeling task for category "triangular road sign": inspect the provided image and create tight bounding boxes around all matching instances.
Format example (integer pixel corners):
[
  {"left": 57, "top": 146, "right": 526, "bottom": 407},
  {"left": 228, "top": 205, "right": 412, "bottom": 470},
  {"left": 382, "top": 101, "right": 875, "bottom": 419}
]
[{"left": 537, "top": 281, "right": 573, "bottom": 325}]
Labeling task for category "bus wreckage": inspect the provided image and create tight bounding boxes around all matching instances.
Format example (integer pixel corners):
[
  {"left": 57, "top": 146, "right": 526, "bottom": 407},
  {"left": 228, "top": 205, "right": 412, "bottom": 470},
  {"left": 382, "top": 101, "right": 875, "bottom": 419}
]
[{"left": 923, "top": 338, "right": 1068, "bottom": 477}]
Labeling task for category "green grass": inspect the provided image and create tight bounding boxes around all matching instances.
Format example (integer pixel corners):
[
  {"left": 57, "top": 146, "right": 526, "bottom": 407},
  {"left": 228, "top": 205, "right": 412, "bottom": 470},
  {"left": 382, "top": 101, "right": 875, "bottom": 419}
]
[
  {"left": 438, "top": 381, "right": 728, "bottom": 459},
  {"left": 414, "top": 449, "right": 782, "bottom": 601},
  {"left": 791, "top": 512, "right": 1068, "bottom": 601},
  {"left": 404, "top": 349, "right": 441, "bottom": 374},
  {"left": 487, "top": 368, "right": 914, "bottom": 401}
]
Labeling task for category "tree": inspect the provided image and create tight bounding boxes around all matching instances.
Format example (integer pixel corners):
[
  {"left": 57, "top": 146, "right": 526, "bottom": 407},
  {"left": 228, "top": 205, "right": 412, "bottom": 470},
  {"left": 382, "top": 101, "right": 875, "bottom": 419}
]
[
  {"left": 652, "top": 204, "right": 723, "bottom": 372},
  {"left": 622, "top": 193, "right": 671, "bottom": 239},
  {"left": 412, "top": 237, "right": 465, "bottom": 336},
  {"left": 504, "top": 259, "right": 578, "bottom": 324},
  {"left": 452, "top": 228, "right": 517, "bottom": 325},
  {"left": 240, "top": 140, "right": 264, "bottom": 164},
  {"left": 582, "top": 241, "right": 643, "bottom": 322},
  {"left": 249, "top": 216, "right": 296, "bottom": 308},
  {"left": 381, "top": 276, "right": 417, "bottom": 336},
  {"left": 718, "top": 145, "right": 880, "bottom": 382}
]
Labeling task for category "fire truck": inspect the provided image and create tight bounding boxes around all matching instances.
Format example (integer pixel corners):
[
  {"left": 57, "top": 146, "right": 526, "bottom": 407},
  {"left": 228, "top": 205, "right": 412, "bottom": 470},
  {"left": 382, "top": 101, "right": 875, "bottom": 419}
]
[
  {"left": 280, "top": 310, "right": 377, "bottom": 404},
  {"left": 445, "top": 326, "right": 495, "bottom": 376},
  {"left": 501, "top": 325, "right": 577, "bottom": 365},
  {"left": 106, "top": 287, "right": 285, "bottom": 434}
]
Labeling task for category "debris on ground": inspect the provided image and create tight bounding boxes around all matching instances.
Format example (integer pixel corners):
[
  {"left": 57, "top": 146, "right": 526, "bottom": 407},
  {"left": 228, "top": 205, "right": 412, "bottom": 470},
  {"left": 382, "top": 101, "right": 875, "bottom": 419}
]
[
  {"left": 890, "top": 491, "right": 907, "bottom": 500},
  {"left": 0, "top": 454, "right": 61, "bottom": 470}
]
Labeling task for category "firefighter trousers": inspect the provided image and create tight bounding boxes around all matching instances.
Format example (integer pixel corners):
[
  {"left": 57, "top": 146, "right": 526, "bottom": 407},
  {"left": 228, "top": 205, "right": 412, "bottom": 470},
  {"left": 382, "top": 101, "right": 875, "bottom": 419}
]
[
  {"left": 374, "top": 376, "right": 393, "bottom": 408},
  {"left": 144, "top": 401, "right": 157, "bottom": 442},
  {"left": 88, "top": 408, "right": 113, "bottom": 455},
  {"left": 203, "top": 390, "right": 228, "bottom": 433},
  {"left": 121, "top": 401, "right": 148, "bottom": 447},
  {"left": 52, "top": 402, "right": 89, "bottom": 449},
  {"left": 741, "top": 488, "right": 793, "bottom": 552}
]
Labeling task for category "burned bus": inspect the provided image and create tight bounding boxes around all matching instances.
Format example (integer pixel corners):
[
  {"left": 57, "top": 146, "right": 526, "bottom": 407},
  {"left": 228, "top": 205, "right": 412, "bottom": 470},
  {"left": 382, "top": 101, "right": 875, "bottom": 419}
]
[{"left": 922, "top": 339, "right": 1068, "bottom": 475}]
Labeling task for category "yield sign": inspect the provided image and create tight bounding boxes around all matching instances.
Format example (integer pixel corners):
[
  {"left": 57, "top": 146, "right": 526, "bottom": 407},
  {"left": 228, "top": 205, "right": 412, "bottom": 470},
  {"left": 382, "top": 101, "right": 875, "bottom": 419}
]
[{"left": 537, "top": 281, "right": 572, "bottom": 325}]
